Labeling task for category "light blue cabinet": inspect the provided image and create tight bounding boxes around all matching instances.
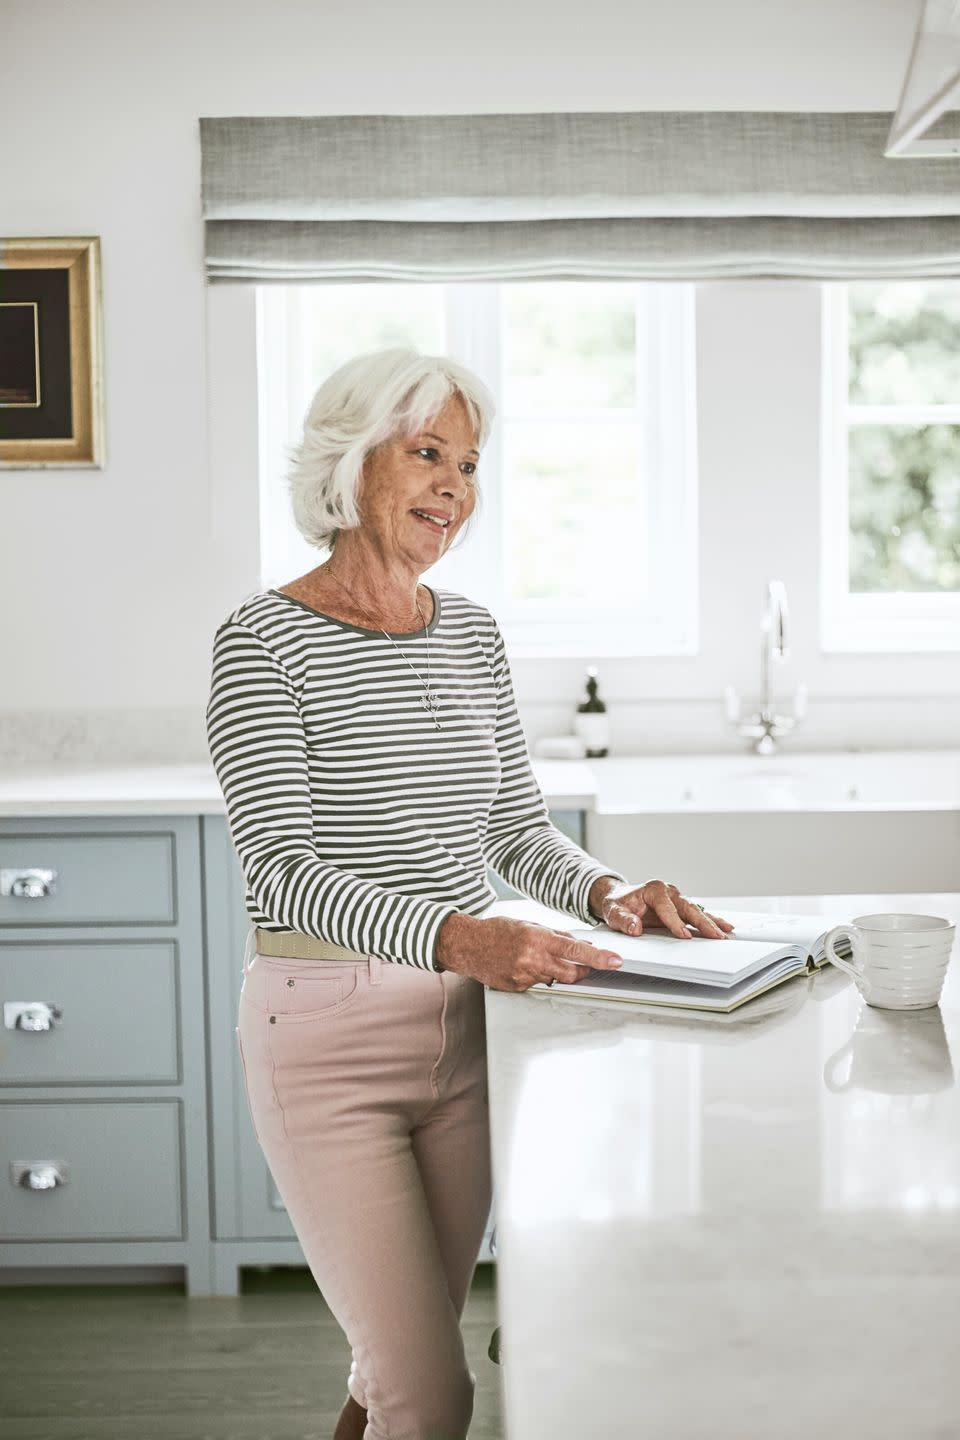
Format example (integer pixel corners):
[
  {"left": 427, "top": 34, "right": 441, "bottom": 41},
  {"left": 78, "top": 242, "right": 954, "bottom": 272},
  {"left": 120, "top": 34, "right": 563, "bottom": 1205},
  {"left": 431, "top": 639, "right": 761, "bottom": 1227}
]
[
  {"left": 1, "top": 807, "right": 586, "bottom": 1296},
  {"left": 205, "top": 811, "right": 587, "bottom": 1291},
  {"left": 203, "top": 814, "right": 302, "bottom": 1274},
  {"left": 0, "top": 816, "right": 212, "bottom": 1294}
]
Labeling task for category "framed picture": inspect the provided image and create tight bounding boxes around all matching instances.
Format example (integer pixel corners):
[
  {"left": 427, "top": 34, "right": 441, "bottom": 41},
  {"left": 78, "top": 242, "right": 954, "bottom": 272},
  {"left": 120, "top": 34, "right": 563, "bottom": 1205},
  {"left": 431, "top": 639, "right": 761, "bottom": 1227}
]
[{"left": 0, "top": 236, "right": 105, "bottom": 468}]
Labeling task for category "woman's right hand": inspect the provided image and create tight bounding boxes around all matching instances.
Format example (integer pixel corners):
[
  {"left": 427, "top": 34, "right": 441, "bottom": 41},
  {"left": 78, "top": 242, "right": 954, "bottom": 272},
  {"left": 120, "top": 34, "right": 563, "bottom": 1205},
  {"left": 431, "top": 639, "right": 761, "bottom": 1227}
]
[{"left": 434, "top": 912, "right": 624, "bottom": 991}]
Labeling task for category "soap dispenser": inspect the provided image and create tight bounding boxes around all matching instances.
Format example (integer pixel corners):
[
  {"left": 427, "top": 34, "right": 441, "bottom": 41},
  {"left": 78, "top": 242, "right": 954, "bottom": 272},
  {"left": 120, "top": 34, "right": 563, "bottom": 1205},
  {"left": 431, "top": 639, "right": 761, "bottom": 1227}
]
[{"left": 574, "top": 666, "right": 609, "bottom": 757}]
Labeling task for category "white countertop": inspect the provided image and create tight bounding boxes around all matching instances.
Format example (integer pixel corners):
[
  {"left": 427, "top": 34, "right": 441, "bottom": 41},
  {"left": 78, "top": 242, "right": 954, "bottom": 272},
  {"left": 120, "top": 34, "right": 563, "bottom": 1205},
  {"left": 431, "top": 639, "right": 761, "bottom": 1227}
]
[
  {"left": 0, "top": 758, "right": 598, "bottom": 816},
  {"left": 0, "top": 762, "right": 228, "bottom": 816},
  {"left": 483, "top": 892, "right": 960, "bottom": 1440},
  {"left": 2, "top": 751, "right": 957, "bottom": 817}
]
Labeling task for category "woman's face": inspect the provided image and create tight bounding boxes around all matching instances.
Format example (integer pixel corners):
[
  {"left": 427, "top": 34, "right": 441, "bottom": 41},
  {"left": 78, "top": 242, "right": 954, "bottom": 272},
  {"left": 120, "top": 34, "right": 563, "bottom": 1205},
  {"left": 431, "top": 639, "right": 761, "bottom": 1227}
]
[{"left": 356, "top": 392, "right": 479, "bottom": 570}]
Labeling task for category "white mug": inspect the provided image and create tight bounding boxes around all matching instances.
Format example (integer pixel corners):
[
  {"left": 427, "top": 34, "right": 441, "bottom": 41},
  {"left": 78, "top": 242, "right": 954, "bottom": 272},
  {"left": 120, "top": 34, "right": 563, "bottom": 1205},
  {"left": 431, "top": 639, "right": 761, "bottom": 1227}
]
[{"left": 823, "top": 912, "right": 955, "bottom": 1011}]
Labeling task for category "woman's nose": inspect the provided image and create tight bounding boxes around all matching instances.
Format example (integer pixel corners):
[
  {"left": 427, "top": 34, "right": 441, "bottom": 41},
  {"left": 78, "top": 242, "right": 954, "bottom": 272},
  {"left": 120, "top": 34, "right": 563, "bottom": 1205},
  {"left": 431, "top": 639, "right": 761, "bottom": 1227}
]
[{"left": 436, "top": 465, "right": 469, "bottom": 498}]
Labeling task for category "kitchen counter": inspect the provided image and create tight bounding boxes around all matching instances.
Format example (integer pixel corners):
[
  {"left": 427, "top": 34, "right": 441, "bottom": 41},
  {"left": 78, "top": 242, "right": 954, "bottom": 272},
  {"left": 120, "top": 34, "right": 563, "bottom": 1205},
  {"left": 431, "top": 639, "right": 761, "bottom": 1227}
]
[
  {"left": 0, "top": 759, "right": 597, "bottom": 816},
  {"left": 0, "top": 762, "right": 227, "bottom": 816},
  {"left": 484, "top": 892, "right": 960, "bottom": 1440},
  {"left": 3, "top": 750, "right": 957, "bottom": 817}
]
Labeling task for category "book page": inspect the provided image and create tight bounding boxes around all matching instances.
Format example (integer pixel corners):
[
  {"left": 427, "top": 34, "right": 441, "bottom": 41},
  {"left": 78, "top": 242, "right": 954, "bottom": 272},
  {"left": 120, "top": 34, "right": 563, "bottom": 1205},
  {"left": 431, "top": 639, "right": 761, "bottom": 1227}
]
[
  {"left": 567, "top": 927, "right": 802, "bottom": 987},
  {"left": 693, "top": 910, "right": 854, "bottom": 959}
]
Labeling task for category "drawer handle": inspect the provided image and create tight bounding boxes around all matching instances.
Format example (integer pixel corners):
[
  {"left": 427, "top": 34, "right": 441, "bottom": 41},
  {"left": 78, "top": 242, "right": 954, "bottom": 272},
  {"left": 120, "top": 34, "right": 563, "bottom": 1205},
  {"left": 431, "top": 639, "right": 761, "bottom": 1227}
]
[
  {"left": 1, "top": 867, "right": 59, "bottom": 899},
  {"left": 11, "top": 1162, "right": 69, "bottom": 1191},
  {"left": 4, "top": 1001, "right": 63, "bottom": 1032}
]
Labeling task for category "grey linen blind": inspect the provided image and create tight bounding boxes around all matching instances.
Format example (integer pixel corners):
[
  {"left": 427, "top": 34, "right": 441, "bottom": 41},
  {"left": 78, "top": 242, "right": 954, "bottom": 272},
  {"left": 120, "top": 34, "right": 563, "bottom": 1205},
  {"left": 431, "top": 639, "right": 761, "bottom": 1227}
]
[{"left": 199, "top": 112, "right": 960, "bottom": 282}]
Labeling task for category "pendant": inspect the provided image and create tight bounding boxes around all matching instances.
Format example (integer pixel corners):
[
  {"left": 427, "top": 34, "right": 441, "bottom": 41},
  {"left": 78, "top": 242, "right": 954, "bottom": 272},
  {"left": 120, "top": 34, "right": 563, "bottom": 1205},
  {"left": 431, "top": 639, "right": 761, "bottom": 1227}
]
[{"left": 422, "top": 688, "right": 442, "bottom": 728}]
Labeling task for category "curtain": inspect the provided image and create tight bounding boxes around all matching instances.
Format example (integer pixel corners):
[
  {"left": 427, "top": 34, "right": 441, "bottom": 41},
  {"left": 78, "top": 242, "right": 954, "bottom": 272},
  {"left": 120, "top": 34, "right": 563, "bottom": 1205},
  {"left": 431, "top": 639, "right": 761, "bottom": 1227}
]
[{"left": 200, "top": 112, "right": 960, "bottom": 282}]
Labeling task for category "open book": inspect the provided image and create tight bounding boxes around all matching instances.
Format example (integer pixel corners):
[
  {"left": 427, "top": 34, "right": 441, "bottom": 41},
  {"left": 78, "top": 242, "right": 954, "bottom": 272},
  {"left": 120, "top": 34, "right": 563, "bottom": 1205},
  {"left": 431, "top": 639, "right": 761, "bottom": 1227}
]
[{"left": 529, "top": 910, "right": 855, "bottom": 1013}]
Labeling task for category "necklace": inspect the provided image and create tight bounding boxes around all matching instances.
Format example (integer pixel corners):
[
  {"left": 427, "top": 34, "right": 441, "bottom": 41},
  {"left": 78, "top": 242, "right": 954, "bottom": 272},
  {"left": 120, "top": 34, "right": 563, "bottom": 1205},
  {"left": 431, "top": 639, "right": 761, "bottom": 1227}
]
[{"left": 324, "top": 572, "right": 442, "bottom": 730}]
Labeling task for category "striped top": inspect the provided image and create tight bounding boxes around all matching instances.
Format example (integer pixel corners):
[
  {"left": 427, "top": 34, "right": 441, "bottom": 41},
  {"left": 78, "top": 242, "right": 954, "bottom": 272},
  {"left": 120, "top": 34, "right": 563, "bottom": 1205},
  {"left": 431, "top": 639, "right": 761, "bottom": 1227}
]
[{"left": 205, "top": 585, "right": 622, "bottom": 972}]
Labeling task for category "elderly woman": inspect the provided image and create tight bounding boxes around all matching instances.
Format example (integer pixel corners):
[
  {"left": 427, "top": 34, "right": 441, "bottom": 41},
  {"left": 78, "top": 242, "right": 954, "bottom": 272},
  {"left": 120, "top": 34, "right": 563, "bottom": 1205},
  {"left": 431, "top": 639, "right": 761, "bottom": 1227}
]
[{"left": 205, "top": 346, "right": 733, "bottom": 1440}]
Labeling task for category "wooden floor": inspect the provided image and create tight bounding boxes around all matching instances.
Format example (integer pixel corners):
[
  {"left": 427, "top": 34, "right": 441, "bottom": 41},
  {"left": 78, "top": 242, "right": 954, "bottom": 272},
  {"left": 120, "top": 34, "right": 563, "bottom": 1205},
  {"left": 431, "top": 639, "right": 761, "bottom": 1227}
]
[{"left": 1, "top": 1265, "right": 504, "bottom": 1439}]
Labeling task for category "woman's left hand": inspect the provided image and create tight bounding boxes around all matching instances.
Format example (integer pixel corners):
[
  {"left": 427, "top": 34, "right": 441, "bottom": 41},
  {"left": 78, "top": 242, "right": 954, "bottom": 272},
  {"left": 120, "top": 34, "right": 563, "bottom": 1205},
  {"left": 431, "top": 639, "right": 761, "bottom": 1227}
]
[{"left": 592, "top": 877, "right": 735, "bottom": 940}]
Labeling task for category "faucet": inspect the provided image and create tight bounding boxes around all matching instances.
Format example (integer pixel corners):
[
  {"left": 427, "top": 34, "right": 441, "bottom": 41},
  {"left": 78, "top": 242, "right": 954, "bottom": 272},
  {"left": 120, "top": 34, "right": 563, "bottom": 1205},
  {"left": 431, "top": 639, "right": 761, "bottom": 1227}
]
[{"left": 724, "top": 580, "right": 807, "bottom": 755}]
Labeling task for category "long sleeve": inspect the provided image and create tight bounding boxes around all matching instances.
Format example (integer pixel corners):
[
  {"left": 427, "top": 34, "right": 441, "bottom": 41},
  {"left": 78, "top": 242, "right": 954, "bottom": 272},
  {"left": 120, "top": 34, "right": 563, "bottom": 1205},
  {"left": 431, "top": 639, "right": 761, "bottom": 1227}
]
[
  {"left": 482, "top": 623, "right": 626, "bottom": 923},
  {"left": 205, "top": 618, "right": 458, "bottom": 971}
]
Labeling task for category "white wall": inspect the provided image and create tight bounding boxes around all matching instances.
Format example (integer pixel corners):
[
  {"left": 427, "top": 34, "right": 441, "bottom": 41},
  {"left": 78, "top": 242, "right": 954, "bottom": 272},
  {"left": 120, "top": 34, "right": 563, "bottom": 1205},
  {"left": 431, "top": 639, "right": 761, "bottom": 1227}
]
[{"left": 4, "top": 0, "right": 954, "bottom": 764}]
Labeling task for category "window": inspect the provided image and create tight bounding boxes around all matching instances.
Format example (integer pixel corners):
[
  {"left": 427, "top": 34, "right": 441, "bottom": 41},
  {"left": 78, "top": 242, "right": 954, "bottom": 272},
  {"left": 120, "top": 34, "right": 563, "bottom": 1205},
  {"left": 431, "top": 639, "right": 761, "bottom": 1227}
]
[
  {"left": 257, "top": 282, "right": 698, "bottom": 657},
  {"left": 821, "top": 282, "right": 960, "bottom": 652}
]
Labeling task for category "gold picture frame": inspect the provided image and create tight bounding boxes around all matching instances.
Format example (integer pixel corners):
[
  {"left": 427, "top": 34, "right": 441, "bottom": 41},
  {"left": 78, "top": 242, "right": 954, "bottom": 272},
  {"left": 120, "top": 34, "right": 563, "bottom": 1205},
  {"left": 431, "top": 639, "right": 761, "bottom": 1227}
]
[{"left": 0, "top": 236, "right": 105, "bottom": 468}]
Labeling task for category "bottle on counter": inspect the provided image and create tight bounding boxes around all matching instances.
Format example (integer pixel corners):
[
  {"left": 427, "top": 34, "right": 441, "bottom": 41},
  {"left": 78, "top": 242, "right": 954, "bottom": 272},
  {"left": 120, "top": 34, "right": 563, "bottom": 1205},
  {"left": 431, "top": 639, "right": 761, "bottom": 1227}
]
[{"left": 574, "top": 666, "right": 609, "bottom": 757}]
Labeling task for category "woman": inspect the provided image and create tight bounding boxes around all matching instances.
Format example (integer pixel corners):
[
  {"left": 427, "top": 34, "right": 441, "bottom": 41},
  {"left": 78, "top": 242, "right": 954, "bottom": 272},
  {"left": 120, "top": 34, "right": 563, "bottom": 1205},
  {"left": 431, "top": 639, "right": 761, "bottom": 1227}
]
[{"left": 205, "top": 347, "right": 734, "bottom": 1440}]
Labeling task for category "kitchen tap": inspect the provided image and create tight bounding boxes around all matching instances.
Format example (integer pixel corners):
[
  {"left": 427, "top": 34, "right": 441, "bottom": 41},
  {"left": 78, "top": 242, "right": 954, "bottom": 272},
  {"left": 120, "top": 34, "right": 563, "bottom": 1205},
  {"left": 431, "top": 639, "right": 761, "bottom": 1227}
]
[{"left": 724, "top": 580, "right": 807, "bottom": 755}]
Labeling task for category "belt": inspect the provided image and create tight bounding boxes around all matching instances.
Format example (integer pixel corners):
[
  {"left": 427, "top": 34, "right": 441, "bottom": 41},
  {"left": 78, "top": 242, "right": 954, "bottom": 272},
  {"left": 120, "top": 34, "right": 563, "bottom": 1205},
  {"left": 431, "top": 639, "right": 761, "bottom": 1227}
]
[{"left": 254, "top": 927, "right": 368, "bottom": 961}]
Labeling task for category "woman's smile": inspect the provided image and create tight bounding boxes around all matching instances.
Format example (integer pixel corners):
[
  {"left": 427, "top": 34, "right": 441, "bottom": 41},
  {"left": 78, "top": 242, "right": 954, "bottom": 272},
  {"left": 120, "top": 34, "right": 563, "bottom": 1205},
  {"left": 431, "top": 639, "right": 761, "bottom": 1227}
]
[{"left": 410, "top": 507, "right": 454, "bottom": 534}]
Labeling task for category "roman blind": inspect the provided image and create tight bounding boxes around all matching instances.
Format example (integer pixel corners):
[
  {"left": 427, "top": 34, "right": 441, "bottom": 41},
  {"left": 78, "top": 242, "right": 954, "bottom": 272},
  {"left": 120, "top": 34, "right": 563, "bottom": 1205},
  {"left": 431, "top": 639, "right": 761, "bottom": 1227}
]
[{"left": 199, "top": 112, "right": 960, "bottom": 282}]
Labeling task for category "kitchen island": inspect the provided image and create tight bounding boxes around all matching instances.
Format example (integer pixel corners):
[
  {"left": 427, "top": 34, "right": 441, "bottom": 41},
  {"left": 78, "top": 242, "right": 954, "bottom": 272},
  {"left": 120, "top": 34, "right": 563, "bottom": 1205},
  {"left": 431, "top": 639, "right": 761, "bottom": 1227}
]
[{"left": 484, "top": 892, "right": 960, "bottom": 1440}]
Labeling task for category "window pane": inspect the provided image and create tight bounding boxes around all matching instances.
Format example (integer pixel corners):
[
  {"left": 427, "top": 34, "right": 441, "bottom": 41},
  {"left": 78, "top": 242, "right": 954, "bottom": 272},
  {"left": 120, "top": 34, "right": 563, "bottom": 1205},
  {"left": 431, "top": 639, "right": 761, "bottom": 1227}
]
[
  {"left": 848, "top": 282, "right": 960, "bottom": 405},
  {"left": 503, "top": 421, "right": 645, "bottom": 603},
  {"left": 302, "top": 283, "right": 445, "bottom": 383},
  {"left": 848, "top": 424, "right": 960, "bottom": 592},
  {"left": 502, "top": 283, "right": 637, "bottom": 411}
]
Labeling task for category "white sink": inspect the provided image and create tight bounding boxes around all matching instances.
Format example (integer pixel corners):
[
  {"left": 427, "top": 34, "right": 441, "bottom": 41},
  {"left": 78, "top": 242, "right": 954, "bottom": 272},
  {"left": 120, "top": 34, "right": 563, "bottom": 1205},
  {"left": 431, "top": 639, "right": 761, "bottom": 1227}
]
[
  {"left": 584, "top": 750, "right": 960, "bottom": 813},
  {"left": 561, "top": 750, "right": 960, "bottom": 895}
]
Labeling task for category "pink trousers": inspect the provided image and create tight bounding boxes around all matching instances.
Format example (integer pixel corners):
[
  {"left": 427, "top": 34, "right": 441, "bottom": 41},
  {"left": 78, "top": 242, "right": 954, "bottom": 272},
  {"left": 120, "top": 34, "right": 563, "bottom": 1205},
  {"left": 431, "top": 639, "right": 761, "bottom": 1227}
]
[{"left": 235, "top": 926, "right": 493, "bottom": 1440}]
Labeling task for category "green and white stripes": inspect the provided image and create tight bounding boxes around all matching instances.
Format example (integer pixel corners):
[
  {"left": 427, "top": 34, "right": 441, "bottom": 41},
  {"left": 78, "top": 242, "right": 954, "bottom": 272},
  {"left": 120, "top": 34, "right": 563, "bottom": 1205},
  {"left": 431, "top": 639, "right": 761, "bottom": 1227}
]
[{"left": 206, "top": 587, "right": 621, "bottom": 972}]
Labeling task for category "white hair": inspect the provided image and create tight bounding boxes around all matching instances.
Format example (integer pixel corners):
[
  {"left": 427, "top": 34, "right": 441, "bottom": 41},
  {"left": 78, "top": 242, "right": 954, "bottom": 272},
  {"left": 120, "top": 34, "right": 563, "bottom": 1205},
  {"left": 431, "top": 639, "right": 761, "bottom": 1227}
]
[{"left": 283, "top": 347, "right": 496, "bottom": 553}]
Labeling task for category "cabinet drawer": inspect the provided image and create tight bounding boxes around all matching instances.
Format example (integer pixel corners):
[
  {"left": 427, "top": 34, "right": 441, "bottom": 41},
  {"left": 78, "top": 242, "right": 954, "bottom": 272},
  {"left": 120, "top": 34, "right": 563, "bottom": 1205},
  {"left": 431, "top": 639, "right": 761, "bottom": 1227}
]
[
  {"left": 0, "top": 830, "right": 176, "bottom": 926},
  {"left": 1, "top": 941, "right": 179, "bottom": 1085},
  {"left": 1, "top": 1100, "right": 183, "bottom": 1241}
]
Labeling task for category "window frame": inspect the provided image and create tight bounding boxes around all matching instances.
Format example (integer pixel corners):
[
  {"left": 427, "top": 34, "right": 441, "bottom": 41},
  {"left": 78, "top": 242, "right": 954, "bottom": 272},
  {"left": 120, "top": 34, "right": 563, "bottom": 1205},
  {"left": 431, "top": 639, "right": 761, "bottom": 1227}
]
[
  {"left": 820, "top": 283, "right": 960, "bottom": 655},
  {"left": 258, "top": 280, "right": 700, "bottom": 659}
]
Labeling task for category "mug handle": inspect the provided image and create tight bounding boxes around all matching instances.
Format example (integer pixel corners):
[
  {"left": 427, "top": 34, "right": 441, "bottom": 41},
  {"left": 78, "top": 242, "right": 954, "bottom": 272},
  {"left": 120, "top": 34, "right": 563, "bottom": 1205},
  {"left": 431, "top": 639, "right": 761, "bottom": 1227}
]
[{"left": 823, "top": 925, "right": 869, "bottom": 995}]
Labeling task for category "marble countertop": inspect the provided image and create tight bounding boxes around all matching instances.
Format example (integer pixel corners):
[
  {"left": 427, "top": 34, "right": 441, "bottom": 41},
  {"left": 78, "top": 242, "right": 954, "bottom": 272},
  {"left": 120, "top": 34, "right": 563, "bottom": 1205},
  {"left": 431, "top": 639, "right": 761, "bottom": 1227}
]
[
  {"left": 483, "top": 892, "right": 960, "bottom": 1440},
  {"left": 3, "top": 752, "right": 957, "bottom": 817},
  {"left": 0, "top": 762, "right": 228, "bottom": 816},
  {"left": 0, "top": 758, "right": 597, "bottom": 816}
]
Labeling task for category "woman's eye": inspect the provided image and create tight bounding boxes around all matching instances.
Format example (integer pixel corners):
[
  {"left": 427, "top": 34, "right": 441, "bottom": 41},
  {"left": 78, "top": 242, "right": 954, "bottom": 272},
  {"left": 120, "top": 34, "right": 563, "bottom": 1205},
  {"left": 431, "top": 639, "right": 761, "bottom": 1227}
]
[{"left": 416, "top": 448, "right": 477, "bottom": 480}]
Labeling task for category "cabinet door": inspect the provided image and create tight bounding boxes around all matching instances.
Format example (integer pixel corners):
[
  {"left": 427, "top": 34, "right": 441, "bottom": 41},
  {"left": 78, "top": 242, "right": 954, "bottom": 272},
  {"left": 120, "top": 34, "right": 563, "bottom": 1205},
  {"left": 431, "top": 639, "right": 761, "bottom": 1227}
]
[
  {"left": 1, "top": 1101, "right": 182, "bottom": 1241},
  {"left": 204, "top": 816, "right": 299, "bottom": 1242},
  {"left": 0, "top": 830, "right": 176, "bottom": 926},
  {"left": 1, "top": 941, "right": 179, "bottom": 1086}
]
